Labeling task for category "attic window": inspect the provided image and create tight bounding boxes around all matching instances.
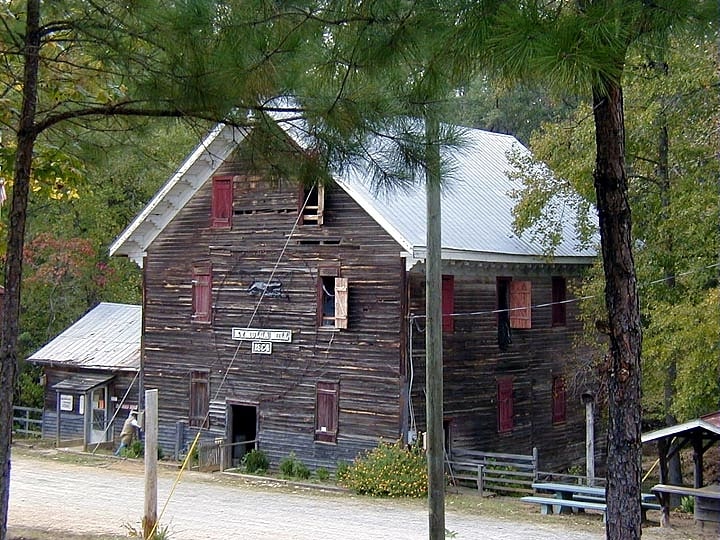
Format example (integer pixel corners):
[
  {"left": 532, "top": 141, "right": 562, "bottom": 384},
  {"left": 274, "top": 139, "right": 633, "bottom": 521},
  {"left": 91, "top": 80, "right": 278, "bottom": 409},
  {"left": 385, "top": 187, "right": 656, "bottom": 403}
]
[
  {"left": 299, "top": 184, "right": 324, "bottom": 226},
  {"left": 211, "top": 175, "right": 233, "bottom": 228}
]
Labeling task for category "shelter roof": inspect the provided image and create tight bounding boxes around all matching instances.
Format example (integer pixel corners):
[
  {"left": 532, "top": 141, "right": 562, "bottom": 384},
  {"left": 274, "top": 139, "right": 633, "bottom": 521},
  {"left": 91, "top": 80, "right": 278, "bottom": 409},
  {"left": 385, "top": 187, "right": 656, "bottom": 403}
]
[
  {"left": 28, "top": 302, "right": 140, "bottom": 372},
  {"left": 641, "top": 412, "right": 720, "bottom": 444}
]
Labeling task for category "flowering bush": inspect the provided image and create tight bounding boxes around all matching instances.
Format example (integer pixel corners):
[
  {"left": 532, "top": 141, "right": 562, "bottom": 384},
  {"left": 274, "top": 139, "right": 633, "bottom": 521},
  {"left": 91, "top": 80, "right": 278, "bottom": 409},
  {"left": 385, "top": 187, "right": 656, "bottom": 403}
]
[{"left": 339, "top": 440, "right": 427, "bottom": 497}]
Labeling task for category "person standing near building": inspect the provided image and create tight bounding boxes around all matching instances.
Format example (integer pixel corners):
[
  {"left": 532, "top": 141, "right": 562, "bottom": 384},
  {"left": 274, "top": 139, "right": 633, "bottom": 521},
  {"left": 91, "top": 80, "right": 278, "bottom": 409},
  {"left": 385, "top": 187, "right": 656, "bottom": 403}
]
[{"left": 114, "top": 410, "right": 140, "bottom": 456}]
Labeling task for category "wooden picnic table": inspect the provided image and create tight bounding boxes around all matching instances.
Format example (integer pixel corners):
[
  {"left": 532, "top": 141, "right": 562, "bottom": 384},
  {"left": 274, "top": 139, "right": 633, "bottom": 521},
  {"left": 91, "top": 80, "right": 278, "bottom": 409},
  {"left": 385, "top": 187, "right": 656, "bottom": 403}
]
[
  {"left": 532, "top": 482, "right": 605, "bottom": 500},
  {"left": 527, "top": 482, "right": 661, "bottom": 521},
  {"left": 651, "top": 483, "right": 720, "bottom": 530}
]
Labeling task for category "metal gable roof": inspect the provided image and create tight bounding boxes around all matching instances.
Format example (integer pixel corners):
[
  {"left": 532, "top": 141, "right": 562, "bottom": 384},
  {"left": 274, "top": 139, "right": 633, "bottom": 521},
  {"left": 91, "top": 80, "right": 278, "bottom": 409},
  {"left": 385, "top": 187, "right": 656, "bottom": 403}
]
[
  {"left": 335, "top": 127, "right": 596, "bottom": 263},
  {"left": 110, "top": 121, "right": 597, "bottom": 266},
  {"left": 28, "top": 302, "right": 140, "bottom": 372}
]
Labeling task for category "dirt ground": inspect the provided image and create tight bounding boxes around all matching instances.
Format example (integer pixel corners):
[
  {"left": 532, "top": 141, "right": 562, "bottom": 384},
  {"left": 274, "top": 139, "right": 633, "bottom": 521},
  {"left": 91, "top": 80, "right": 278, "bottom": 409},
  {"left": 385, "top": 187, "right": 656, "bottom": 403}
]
[{"left": 6, "top": 445, "right": 719, "bottom": 540}]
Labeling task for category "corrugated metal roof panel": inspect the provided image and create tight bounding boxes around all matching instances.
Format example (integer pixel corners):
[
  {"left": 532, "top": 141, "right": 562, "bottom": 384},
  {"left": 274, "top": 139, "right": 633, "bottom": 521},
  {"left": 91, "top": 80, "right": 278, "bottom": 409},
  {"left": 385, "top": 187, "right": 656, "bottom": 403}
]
[
  {"left": 336, "top": 127, "right": 597, "bottom": 260},
  {"left": 28, "top": 303, "right": 140, "bottom": 371}
]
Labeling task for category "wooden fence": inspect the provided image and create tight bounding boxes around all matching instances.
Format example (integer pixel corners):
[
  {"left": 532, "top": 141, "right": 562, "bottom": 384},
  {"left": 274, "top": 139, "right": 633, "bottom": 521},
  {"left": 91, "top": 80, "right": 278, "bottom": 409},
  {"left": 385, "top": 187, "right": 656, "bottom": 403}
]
[
  {"left": 197, "top": 438, "right": 257, "bottom": 472},
  {"left": 447, "top": 448, "right": 538, "bottom": 496},
  {"left": 12, "top": 406, "right": 43, "bottom": 437}
]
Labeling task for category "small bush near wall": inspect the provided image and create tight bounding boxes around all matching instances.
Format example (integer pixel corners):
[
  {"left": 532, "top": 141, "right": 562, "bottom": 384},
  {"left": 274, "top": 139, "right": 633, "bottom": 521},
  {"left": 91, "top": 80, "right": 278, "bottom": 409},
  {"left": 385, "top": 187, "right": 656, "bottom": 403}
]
[
  {"left": 279, "top": 451, "right": 311, "bottom": 480},
  {"left": 242, "top": 449, "right": 269, "bottom": 474},
  {"left": 339, "top": 440, "right": 427, "bottom": 497}
]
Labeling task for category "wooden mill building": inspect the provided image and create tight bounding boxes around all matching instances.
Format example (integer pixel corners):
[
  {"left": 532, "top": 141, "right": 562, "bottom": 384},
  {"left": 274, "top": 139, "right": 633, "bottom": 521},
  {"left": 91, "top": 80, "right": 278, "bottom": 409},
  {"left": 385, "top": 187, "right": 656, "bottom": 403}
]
[{"left": 110, "top": 119, "right": 598, "bottom": 471}]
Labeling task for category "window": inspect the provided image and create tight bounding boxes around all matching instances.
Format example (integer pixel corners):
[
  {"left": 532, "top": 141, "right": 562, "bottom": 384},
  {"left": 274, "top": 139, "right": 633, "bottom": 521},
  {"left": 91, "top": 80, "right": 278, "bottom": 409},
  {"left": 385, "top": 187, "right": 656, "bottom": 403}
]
[
  {"left": 211, "top": 175, "right": 233, "bottom": 228},
  {"left": 551, "top": 276, "right": 567, "bottom": 326},
  {"left": 497, "top": 377, "right": 514, "bottom": 433},
  {"left": 299, "top": 183, "right": 325, "bottom": 225},
  {"left": 552, "top": 376, "right": 567, "bottom": 424},
  {"left": 317, "top": 268, "right": 348, "bottom": 329},
  {"left": 192, "top": 262, "right": 212, "bottom": 324},
  {"left": 315, "top": 381, "right": 339, "bottom": 443},
  {"left": 189, "top": 370, "right": 209, "bottom": 428},
  {"left": 442, "top": 275, "right": 454, "bottom": 333},
  {"left": 496, "top": 278, "right": 512, "bottom": 350}
]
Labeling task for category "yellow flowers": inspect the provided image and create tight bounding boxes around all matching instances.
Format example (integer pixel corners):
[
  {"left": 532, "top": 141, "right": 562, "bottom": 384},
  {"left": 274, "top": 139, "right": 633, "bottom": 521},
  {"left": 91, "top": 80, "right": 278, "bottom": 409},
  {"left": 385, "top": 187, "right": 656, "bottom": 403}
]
[{"left": 338, "top": 440, "right": 428, "bottom": 498}]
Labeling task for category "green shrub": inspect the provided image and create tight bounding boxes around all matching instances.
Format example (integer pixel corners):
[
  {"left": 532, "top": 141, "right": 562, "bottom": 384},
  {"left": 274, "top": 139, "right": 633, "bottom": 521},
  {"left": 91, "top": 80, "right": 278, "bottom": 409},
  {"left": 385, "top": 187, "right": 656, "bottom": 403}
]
[
  {"left": 336, "top": 460, "right": 350, "bottom": 481},
  {"left": 316, "top": 467, "right": 330, "bottom": 481},
  {"left": 242, "top": 449, "right": 269, "bottom": 474},
  {"left": 339, "top": 440, "right": 427, "bottom": 497},
  {"left": 121, "top": 440, "right": 164, "bottom": 460},
  {"left": 279, "top": 451, "right": 310, "bottom": 480},
  {"left": 680, "top": 495, "right": 694, "bottom": 513}
]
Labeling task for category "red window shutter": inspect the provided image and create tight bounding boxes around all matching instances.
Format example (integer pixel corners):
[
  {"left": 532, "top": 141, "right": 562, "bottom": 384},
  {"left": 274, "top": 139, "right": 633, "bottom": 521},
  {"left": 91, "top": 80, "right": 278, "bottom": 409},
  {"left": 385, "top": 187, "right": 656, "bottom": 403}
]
[
  {"left": 442, "top": 275, "right": 455, "bottom": 333},
  {"left": 192, "top": 263, "right": 212, "bottom": 324},
  {"left": 509, "top": 280, "right": 531, "bottom": 329},
  {"left": 211, "top": 176, "right": 233, "bottom": 228},
  {"left": 315, "top": 381, "right": 339, "bottom": 443},
  {"left": 497, "top": 378, "right": 514, "bottom": 433},
  {"left": 551, "top": 276, "right": 567, "bottom": 326},
  {"left": 189, "top": 371, "right": 209, "bottom": 428},
  {"left": 552, "top": 376, "right": 567, "bottom": 424}
]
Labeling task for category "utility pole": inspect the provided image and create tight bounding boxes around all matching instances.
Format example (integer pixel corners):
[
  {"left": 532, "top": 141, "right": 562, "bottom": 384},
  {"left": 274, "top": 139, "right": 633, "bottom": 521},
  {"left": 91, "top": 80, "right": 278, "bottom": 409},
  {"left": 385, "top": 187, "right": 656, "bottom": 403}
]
[
  {"left": 143, "top": 389, "right": 158, "bottom": 539},
  {"left": 425, "top": 112, "right": 445, "bottom": 540}
]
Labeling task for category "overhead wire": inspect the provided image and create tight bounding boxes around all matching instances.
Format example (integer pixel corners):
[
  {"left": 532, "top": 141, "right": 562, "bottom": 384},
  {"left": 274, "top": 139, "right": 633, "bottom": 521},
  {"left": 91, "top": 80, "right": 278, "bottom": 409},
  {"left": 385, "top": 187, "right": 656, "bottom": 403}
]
[{"left": 150, "top": 185, "right": 317, "bottom": 537}]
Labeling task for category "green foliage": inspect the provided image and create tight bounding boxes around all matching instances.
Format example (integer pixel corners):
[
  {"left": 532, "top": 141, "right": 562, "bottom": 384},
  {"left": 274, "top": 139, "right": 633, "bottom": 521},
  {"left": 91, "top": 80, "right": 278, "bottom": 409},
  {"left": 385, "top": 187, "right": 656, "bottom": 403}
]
[
  {"left": 278, "top": 452, "right": 310, "bottom": 480},
  {"left": 241, "top": 449, "right": 269, "bottom": 474},
  {"left": 14, "top": 363, "right": 43, "bottom": 408},
  {"left": 125, "top": 520, "right": 172, "bottom": 540},
  {"left": 120, "top": 441, "right": 164, "bottom": 460},
  {"left": 680, "top": 496, "right": 694, "bottom": 514},
  {"left": 335, "top": 460, "right": 350, "bottom": 481},
  {"left": 315, "top": 467, "right": 330, "bottom": 482},
  {"left": 119, "top": 440, "right": 144, "bottom": 459},
  {"left": 339, "top": 440, "right": 427, "bottom": 498}
]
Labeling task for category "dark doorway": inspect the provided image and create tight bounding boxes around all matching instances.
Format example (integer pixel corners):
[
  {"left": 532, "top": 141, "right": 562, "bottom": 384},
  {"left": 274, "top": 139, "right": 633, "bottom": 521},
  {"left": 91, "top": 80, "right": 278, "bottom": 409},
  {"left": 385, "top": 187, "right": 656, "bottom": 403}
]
[{"left": 229, "top": 404, "right": 257, "bottom": 467}]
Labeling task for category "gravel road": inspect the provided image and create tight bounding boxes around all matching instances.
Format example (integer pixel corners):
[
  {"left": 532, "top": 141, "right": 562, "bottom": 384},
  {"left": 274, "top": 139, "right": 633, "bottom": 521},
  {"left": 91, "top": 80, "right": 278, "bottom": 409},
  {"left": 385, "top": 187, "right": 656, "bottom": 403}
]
[{"left": 7, "top": 449, "right": 605, "bottom": 540}]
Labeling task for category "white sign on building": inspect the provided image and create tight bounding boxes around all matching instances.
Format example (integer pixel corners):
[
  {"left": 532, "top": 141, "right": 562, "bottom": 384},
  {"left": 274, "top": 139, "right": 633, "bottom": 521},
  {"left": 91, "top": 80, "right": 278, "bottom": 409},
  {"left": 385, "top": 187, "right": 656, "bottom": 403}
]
[{"left": 232, "top": 328, "right": 292, "bottom": 343}]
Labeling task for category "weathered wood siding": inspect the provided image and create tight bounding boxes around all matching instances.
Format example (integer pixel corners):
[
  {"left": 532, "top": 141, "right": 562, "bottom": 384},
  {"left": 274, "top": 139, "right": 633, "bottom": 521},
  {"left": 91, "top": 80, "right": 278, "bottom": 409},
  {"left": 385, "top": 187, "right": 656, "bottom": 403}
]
[
  {"left": 143, "top": 160, "right": 406, "bottom": 469},
  {"left": 41, "top": 368, "right": 139, "bottom": 443},
  {"left": 408, "top": 262, "right": 599, "bottom": 472}
]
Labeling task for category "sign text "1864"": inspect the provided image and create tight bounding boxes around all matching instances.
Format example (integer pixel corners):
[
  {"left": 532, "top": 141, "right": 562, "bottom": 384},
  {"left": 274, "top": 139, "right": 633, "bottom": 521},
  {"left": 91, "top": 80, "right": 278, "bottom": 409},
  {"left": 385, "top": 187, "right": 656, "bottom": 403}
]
[{"left": 231, "top": 328, "right": 292, "bottom": 343}]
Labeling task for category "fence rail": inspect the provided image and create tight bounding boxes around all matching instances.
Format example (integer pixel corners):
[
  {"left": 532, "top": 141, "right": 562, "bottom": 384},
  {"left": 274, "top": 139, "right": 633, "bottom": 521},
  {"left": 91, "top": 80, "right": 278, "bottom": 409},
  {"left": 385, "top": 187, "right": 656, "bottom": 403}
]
[
  {"left": 12, "top": 406, "right": 42, "bottom": 437},
  {"left": 447, "top": 447, "right": 538, "bottom": 496},
  {"left": 197, "top": 438, "right": 257, "bottom": 472}
]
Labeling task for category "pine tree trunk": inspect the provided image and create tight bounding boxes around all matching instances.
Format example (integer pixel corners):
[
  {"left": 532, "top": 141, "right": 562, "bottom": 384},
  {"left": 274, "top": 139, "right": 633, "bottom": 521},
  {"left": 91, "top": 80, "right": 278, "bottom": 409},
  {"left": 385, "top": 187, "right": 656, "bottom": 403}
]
[
  {"left": 591, "top": 81, "right": 643, "bottom": 540},
  {"left": 0, "top": 2, "right": 41, "bottom": 539}
]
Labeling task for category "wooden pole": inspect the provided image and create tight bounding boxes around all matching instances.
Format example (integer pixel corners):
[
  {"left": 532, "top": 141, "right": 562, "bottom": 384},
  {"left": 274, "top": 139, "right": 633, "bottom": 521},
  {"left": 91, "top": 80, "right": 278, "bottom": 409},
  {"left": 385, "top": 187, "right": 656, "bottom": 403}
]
[
  {"left": 143, "top": 389, "right": 158, "bottom": 539},
  {"left": 425, "top": 112, "right": 445, "bottom": 540},
  {"left": 584, "top": 396, "right": 595, "bottom": 484}
]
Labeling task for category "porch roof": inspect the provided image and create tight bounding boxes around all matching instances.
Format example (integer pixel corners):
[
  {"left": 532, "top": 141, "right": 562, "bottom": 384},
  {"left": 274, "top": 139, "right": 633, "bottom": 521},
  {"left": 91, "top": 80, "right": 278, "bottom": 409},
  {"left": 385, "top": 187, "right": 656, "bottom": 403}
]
[{"left": 52, "top": 373, "right": 115, "bottom": 392}]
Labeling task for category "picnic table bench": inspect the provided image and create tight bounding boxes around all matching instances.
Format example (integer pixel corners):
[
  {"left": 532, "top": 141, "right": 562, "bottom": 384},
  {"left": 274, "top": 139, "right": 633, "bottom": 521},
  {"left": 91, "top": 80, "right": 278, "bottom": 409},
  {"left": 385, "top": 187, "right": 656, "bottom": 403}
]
[
  {"left": 522, "top": 482, "right": 662, "bottom": 522},
  {"left": 651, "top": 483, "right": 720, "bottom": 530}
]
